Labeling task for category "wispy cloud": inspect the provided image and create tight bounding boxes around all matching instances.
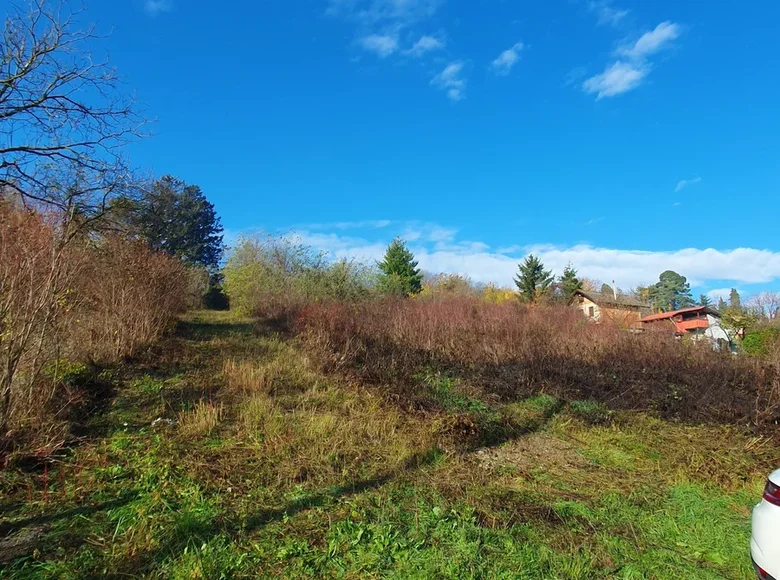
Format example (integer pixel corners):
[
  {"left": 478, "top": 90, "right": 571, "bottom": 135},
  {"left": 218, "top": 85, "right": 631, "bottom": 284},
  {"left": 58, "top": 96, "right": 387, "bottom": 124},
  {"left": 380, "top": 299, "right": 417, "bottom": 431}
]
[
  {"left": 144, "top": 0, "right": 172, "bottom": 15},
  {"left": 490, "top": 42, "right": 524, "bottom": 76},
  {"left": 617, "top": 21, "right": 681, "bottom": 59},
  {"left": 305, "top": 220, "right": 392, "bottom": 230},
  {"left": 329, "top": 1, "right": 455, "bottom": 96},
  {"left": 589, "top": 1, "right": 629, "bottom": 28},
  {"left": 432, "top": 61, "right": 467, "bottom": 101},
  {"left": 582, "top": 20, "right": 681, "bottom": 99},
  {"left": 405, "top": 35, "right": 445, "bottom": 57},
  {"left": 585, "top": 216, "right": 605, "bottom": 226},
  {"left": 327, "top": 0, "right": 442, "bottom": 27},
  {"left": 674, "top": 176, "right": 701, "bottom": 193},
  {"left": 357, "top": 34, "right": 399, "bottom": 57},
  {"left": 582, "top": 61, "right": 647, "bottom": 99}
]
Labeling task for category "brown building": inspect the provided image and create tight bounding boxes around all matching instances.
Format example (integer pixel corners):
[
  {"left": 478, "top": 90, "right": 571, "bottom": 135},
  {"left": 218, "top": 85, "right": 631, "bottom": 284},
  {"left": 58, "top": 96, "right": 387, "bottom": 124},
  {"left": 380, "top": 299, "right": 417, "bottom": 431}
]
[{"left": 571, "top": 290, "right": 651, "bottom": 327}]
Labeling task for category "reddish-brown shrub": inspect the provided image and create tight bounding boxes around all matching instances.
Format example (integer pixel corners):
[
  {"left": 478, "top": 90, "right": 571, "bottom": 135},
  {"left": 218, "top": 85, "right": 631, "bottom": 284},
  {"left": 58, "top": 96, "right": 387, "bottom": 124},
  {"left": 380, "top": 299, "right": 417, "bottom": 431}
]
[
  {"left": 295, "top": 298, "right": 780, "bottom": 430},
  {"left": 0, "top": 200, "right": 86, "bottom": 435},
  {"left": 1, "top": 200, "right": 188, "bottom": 448},
  {"left": 69, "top": 236, "right": 188, "bottom": 363}
]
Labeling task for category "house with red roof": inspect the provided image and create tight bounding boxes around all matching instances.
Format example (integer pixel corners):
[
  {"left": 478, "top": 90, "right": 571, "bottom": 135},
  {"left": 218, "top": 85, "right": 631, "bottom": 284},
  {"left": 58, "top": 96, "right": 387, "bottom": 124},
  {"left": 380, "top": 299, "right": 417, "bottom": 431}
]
[{"left": 639, "top": 306, "right": 730, "bottom": 345}]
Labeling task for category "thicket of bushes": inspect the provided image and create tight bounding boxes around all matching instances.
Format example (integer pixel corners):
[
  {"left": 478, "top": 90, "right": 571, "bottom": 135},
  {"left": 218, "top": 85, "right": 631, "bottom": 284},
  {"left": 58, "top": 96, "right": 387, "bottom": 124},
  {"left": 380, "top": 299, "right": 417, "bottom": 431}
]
[
  {"left": 295, "top": 298, "right": 780, "bottom": 430},
  {"left": 219, "top": 233, "right": 780, "bottom": 434},
  {"left": 223, "top": 234, "right": 375, "bottom": 319},
  {"left": 0, "top": 201, "right": 187, "bottom": 451}
]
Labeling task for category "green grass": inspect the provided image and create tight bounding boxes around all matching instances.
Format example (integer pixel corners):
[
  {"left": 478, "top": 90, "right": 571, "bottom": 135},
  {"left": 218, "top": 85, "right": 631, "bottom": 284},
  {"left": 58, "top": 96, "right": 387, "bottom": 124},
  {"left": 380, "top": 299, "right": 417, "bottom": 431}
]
[{"left": 0, "top": 310, "right": 773, "bottom": 579}]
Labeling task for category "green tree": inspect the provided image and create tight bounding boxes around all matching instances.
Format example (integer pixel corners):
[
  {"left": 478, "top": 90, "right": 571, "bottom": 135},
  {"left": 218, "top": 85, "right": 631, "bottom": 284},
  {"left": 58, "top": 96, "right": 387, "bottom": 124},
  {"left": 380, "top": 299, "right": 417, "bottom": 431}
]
[
  {"left": 514, "top": 254, "right": 553, "bottom": 303},
  {"left": 600, "top": 283, "right": 614, "bottom": 295},
  {"left": 698, "top": 293, "right": 712, "bottom": 307},
  {"left": 729, "top": 288, "right": 741, "bottom": 309},
  {"left": 648, "top": 270, "right": 694, "bottom": 311},
  {"left": 717, "top": 297, "right": 728, "bottom": 312},
  {"left": 131, "top": 175, "right": 224, "bottom": 271},
  {"left": 377, "top": 238, "right": 423, "bottom": 296},
  {"left": 558, "top": 263, "right": 583, "bottom": 302}
]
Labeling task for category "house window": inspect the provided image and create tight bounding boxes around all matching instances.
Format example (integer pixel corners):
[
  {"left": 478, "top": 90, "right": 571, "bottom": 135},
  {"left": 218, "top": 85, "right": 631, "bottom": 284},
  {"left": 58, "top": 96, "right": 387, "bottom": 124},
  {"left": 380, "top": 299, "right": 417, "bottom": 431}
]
[{"left": 588, "top": 306, "right": 595, "bottom": 318}]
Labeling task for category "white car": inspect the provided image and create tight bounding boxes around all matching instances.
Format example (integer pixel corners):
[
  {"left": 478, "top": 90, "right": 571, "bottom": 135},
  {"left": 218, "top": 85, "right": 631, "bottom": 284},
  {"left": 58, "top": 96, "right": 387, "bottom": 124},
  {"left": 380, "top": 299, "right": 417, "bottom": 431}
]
[{"left": 752, "top": 469, "right": 780, "bottom": 579}]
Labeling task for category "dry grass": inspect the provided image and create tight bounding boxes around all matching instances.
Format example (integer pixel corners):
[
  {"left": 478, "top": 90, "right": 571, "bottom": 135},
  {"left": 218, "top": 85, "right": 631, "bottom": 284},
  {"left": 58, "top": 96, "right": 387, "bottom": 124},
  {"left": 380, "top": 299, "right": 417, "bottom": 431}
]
[
  {"left": 178, "top": 400, "right": 224, "bottom": 437},
  {"left": 219, "top": 340, "right": 438, "bottom": 488}
]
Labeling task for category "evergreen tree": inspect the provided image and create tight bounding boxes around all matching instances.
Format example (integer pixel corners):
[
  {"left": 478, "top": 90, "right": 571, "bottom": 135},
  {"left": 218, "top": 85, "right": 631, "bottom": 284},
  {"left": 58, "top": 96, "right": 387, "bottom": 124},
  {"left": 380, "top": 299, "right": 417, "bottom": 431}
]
[
  {"left": 634, "top": 285, "right": 651, "bottom": 303},
  {"left": 377, "top": 238, "right": 423, "bottom": 296},
  {"left": 558, "top": 263, "right": 583, "bottom": 302},
  {"left": 600, "top": 283, "right": 614, "bottom": 295},
  {"left": 699, "top": 293, "right": 712, "bottom": 307},
  {"left": 514, "top": 254, "right": 553, "bottom": 303},
  {"left": 729, "top": 288, "right": 741, "bottom": 309},
  {"left": 130, "top": 175, "right": 224, "bottom": 271},
  {"left": 717, "top": 297, "right": 728, "bottom": 312},
  {"left": 648, "top": 270, "right": 694, "bottom": 311}
]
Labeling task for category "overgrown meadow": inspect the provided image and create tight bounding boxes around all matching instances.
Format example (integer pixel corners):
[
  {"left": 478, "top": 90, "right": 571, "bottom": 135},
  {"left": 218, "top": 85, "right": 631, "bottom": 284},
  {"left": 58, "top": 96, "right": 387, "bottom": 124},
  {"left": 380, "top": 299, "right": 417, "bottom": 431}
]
[{"left": 3, "top": 233, "right": 779, "bottom": 578}]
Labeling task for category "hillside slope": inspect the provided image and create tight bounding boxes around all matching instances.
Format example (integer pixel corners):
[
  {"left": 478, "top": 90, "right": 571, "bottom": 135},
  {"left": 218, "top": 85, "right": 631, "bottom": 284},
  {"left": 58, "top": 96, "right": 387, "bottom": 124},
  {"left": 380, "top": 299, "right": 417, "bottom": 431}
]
[{"left": 0, "top": 311, "right": 775, "bottom": 579}]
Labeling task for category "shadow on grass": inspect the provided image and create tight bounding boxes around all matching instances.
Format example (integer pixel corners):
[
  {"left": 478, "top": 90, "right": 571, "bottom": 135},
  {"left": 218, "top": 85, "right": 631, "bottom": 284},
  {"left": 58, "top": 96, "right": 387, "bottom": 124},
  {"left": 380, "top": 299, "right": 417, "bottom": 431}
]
[
  {"left": 112, "top": 448, "right": 442, "bottom": 576},
  {"left": 241, "top": 449, "right": 440, "bottom": 532},
  {"left": 0, "top": 490, "right": 138, "bottom": 537},
  {"left": 175, "top": 318, "right": 257, "bottom": 342}
]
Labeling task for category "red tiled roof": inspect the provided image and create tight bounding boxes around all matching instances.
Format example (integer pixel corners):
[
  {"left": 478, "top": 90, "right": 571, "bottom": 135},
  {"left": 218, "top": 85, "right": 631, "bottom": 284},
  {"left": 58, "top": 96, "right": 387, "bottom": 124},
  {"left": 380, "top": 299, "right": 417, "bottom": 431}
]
[{"left": 640, "top": 306, "right": 716, "bottom": 322}]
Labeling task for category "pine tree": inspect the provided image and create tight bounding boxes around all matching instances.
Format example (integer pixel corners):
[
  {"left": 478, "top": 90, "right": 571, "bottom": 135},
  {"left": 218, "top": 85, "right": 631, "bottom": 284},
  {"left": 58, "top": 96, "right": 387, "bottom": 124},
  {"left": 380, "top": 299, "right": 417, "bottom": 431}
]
[
  {"left": 729, "top": 288, "right": 741, "bottom": 309},
  {"left": 717, "top": 297, "right": 728, "bottom": 312},
  {"left": 377, "top": 238, "right": 423, "bottom": 296},
  {"left": 558, "top": 263, "right": 583, "bottom": 303},
  {"left": 514, "top": 254, "right": 553, "bottom": 303},
  {"left": 699, "top": 293, "right": 712, "bottom": 307},
  {"left": 648, "top": 270, "right": 694, "bottom": 311}
]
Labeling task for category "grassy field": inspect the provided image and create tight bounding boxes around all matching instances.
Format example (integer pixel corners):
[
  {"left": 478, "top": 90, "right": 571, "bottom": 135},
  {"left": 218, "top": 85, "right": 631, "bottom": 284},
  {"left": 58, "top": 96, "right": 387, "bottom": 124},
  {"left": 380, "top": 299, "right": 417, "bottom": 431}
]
[{"left": 0, "top": 310, "right": 776, "bottom": 579}]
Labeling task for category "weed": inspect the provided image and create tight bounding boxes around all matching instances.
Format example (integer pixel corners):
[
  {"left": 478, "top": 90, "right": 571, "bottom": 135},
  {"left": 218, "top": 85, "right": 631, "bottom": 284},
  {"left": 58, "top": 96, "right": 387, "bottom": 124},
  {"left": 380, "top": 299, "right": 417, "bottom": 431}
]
[
  {"left": 178, "top": 401, "right": 223, "bottom": 437},
  {"left": 567, "top": 400, "right": 613, "bottom": 425}
]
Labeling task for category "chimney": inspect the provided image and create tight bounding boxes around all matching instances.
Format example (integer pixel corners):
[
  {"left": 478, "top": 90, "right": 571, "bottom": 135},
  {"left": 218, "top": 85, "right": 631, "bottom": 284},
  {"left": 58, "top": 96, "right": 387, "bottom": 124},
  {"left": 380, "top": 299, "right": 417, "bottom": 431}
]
[{"left": 612, "top": 280, "right": 617, "bottom": 301}]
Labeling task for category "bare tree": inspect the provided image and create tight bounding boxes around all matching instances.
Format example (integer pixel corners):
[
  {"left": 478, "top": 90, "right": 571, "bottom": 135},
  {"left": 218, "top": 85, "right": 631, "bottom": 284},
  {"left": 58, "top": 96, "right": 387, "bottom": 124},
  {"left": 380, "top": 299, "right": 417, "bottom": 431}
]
[
  {"left": 747, "top": 292, "right": 780, "bottom": 322},
  {"left": 0, "top": 0, "right": 144, "bottom": 221}
]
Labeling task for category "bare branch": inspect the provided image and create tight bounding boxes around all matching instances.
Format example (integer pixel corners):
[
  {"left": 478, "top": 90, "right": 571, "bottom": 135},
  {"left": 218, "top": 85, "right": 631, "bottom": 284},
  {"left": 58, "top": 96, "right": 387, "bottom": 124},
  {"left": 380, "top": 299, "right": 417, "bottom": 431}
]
[{"left": 0, "top": 0, "right": 147, "bottom": 220}]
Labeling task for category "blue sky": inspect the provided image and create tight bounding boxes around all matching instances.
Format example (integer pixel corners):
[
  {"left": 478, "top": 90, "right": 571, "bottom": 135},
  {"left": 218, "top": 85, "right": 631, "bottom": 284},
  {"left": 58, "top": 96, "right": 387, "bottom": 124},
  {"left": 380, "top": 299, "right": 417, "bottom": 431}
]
[{"left": 86, "top": 0, "right": 780, "bottom": 296}]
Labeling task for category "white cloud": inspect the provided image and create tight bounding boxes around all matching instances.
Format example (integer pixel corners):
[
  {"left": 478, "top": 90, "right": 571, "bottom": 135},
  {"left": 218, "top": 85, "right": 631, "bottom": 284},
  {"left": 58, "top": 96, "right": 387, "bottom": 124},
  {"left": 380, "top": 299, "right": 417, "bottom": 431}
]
[
  {"left": 490, "top": 42, "right": 524, "bottom": 76},
  {"left": 431, "top": 61, "right": 467, "bottom": 101},
  {"left": 707, "top": 288, "right": 737, "bottom": 302},
  {"left": 256, "top": 223, "right": 780, "bottom": 291},
  {"left": 358, "top": 34, "right": 399, "bottom": 57},
  {"left": 144, "top": 0, "right": 172, "bottom": 15},
  {"left": 405, "top": 35, "right": 444, "bottom": 57},
  {"left": 674, "top": 177, "right": 701, "bottom": 193},
  {"left": 582, "top": 61, "right": 648, "bottom": 99},
  {"left": 589, "top": 2, "right": 629, "bottom": 27},
  {"left": 618, "top": 21, "right": 680, "bottom": 60}
]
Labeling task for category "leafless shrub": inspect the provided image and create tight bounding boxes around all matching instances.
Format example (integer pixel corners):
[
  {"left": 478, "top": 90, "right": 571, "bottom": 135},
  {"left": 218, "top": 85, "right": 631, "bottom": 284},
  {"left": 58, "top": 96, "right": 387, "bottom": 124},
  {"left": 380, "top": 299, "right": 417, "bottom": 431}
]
[
  {"left": 296, "top": 298, "right": 780, "bottom": 430},
  {"left": 69, "top": 236, "right": 188, "bottom": 363}
]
